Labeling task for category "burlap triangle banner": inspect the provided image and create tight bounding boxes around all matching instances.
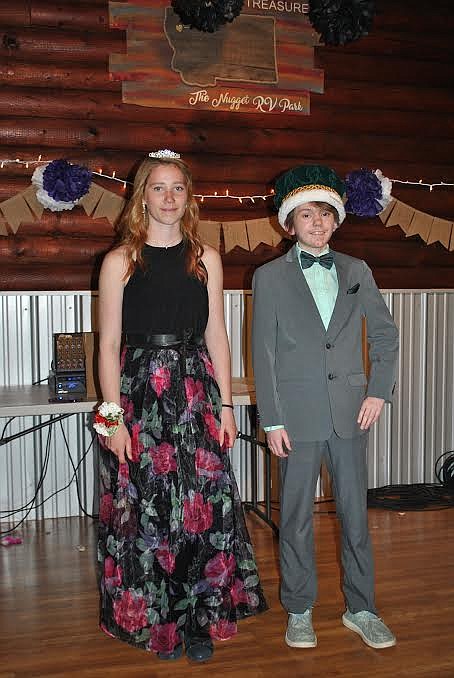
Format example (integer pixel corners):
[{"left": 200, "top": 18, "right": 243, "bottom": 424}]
[
  {"left": 0, "top": 193, "right": 35, "bottom": 234},
  {"left": 198, "top": 221, "right": 221, "bottom": 250},
  {"left": 22, "top": 185, "right": 45, "bottom": 219},
  {"left": 92, "top": 188, "right": 126, "bottom": 225},
  {"left": 246, "top": 216, "right": 286, "bottom": 250},
  {"left": 427, "top": 217, "right": 452, "bottom": 249},
  {"left": 222, "top": 221, "right": 249, "bottom": 253},
  {"left": 79, "top": 182, "right": 105, "bottom": 216},
  {"left": 384, "top": 200, "right": 415, "bottom": 234},
  {"left": 406, "top": 209, "right": 433, "bottom": 241}
]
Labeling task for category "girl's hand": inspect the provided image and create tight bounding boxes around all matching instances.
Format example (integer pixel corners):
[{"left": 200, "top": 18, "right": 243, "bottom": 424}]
[
  {"left": 103, "top": 423, "right": 132, "bottom": 464},
  {"left": 219, "top": 407, "right": 238, "bottom": 450}
]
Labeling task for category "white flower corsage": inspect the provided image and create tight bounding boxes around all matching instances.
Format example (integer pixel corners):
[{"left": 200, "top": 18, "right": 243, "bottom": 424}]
[{"left": 93, "top": 401, "right": 124, "bottom": 437}]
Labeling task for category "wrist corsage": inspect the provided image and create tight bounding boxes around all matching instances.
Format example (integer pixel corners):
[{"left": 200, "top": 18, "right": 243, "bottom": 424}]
[{"left": 93, "top": 401, "right": 124, "bottom": 437}]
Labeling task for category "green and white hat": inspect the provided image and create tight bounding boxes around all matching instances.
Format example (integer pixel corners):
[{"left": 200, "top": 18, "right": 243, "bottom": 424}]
[{"left": 274, "top": 164, "right": 346, "bottom": 228}]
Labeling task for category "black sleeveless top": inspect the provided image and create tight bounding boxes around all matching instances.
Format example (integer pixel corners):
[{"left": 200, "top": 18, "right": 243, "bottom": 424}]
[{"left": 122, "top": 241, "right": 209, "bottom": 335}]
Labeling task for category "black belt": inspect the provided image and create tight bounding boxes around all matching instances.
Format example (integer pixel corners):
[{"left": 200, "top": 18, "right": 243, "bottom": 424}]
[{"left": 124, "top": 331, "right": 205, "bottom": 348}]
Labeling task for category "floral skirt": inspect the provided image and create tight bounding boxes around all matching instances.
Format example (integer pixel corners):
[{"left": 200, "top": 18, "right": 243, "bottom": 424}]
[{"left": 98, "top": 341, "right": 267, "bottom": 655}]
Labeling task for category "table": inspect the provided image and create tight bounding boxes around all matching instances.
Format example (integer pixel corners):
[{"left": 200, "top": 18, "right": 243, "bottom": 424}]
[{"left": 0, "top": 379, "right": 278, "bottom": 533}]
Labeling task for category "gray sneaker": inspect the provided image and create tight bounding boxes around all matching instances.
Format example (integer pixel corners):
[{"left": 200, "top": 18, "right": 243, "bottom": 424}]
[
  {"left": 285, "top": 610, "right": 317, "bottom": 648},
  {"left": 342, "top": 610, "right": 396, "bottom": 649}
]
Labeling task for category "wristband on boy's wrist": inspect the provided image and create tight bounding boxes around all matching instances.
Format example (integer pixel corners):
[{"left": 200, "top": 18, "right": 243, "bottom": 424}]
[
  {"left": 93, "top": 401, "right": 124, "bottom": 437},
  {"left": 222, "top": 403, "right": 234, "bottom": 409}
]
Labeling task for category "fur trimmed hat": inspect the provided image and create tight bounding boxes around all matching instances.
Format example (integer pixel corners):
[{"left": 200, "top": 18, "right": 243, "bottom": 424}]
[{"left": 274, "top": 165, "right": 346, "bottom": 228}]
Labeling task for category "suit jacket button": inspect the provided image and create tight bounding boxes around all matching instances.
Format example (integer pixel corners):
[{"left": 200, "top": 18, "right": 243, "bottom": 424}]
[
  {"left": 326, "top": 343, "right": 331, "bottom": 349},
  {"left": 328, "top": 373, "right": 334, "bottom": 380}
]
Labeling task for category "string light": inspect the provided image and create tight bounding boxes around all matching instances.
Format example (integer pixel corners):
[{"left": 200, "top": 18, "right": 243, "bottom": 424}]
[
  {"left": 392, "top": 179, "right": 452, "bottom": 191},
  {"left": 1, "top": 156, "right": 453, "bottom": 204}
]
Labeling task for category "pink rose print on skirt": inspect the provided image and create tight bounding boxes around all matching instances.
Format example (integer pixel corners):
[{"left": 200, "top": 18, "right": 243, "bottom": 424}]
[
  {"left": 209, "top": 620, "right": 237, "bottom": 641},
  {"left": 203, "top": 410, "right": 220, "bottom": 442},
  {"left": 195, "top": 447, "right": 224, "bottom": 479},
  {"left": 99, "top": 492, "right": 113, "bottom": 525},
  {"left": 113, "top": 590, "right": 148, "bottom": 633},
  {"left": 230, "top": 577, "right": 250, "bottom": 606},
  {"left": 204, "top": 551, "right": 236, "bottom": 587},
  {"left": 150, "top": 442, "right": 177, "bottom": 475},
  {"left": 183, "top": 492, "right": 213, "bottom": 534},
  {"left": 156, "top": 540, "right": 176, "bottom": 574},
  {"left": 130, "top": 421, "right": 144, "bottom": 462},
  {"left": 104, "top": 556, "right": 123, "bottom": 589},
  {"left": 150, "top": 365, "right": 171, "bottom": 397},
  {"left": 150, "top": 622, "right": 180, "bottom": 654},
  {"left": 184, "top": 376, "right": 205, "bottom": 410},
  {"left": 117, "top": 462, "right": 130, "bottom": 488}
]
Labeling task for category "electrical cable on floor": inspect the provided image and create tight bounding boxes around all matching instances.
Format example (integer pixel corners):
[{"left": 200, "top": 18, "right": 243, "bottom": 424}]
[
  {"left": 367, "top": 451, "right": 454, "bottom": 511},
  {"left": 0, "top": 418, "right": 97, "bottom": 534},
  {"left": 0, "top": 422, "right": 53, "bottom": 534}
]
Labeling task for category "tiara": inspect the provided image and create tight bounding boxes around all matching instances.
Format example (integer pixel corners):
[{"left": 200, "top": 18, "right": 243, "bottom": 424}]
[{"left": 148, "top": 149, "right": 181, "bottom": 159}]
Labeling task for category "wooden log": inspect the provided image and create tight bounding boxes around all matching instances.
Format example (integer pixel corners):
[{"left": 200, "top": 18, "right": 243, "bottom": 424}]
[
  {"left": 319, "top": 80, "right": 454, "bottom": 114},
  {"left": 0, "top": 27, "right": 124, "bottom": 64},
  {"left": 0, "top": 1, "right": 110, "bottom": 30},
  {"left": 373, "top": 266, "right": 454, "bottom": 290},
  {"left": 374, "top": 2, "right": 454, "bottom": 34},
  {"left": 1, "top": 118, "right": 454, "bottom": 167},
  {"left": 319, "top": 52, "right": 453, "bottom": 88},
  {"left": 317, "top": 33, "right": 454, "bottom": 61},
  {"left": 0, "top": 59, "right": 119, "bottom": 91},
  {"left": 0, "top": 234, "right": 112, "bottom": 262},
  {"left": 0, "top": 263, "right": 97, "bottom": 291},
  {"left": 1, "top": 218, "right": 117, "bottom": 238}
]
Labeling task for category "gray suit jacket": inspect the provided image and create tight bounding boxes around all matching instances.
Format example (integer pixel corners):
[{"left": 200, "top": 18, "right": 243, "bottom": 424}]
[{"left": 252, "top": 245, "right": 399, "bottom": 442}]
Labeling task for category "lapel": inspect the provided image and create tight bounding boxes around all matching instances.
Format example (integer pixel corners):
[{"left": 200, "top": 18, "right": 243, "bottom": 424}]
[
  {"left": 326, "top": 250, "right": 352, "bottom": 340},
  {"left": 284, "top": 244, "right": 326, "bottom": 335}
]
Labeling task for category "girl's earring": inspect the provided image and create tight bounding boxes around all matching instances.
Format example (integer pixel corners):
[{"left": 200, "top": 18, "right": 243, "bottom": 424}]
[{"left": 142, "top": 201, "right": 147, "bottom": 216}]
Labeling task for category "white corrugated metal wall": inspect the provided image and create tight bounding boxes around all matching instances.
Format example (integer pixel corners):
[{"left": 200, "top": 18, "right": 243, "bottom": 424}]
[{"left": 2, "top": 290, "right": 454, "bottom": 522}]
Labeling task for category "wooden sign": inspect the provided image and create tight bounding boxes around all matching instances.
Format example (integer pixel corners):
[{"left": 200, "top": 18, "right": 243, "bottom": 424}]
[{"left": 109, "top": 1, "right": 323, "bottom": 115}]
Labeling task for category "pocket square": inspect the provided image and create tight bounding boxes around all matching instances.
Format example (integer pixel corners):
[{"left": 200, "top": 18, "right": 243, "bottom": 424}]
[{"left": 347, "top": 283, "right": 360, "bottom": 294}]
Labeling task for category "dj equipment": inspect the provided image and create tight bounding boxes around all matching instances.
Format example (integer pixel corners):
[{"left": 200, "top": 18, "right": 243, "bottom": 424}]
[
  {"left": 51, "top": 333, "right": 86, "bottom": 399},
  {"left": 49, "top": 332, "right": 101, "bottom": 402}
]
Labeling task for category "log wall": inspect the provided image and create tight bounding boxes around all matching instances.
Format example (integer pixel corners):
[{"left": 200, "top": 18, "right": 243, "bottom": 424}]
[{"left": 1, "top": 0, "right": 454, "bottom": 290}]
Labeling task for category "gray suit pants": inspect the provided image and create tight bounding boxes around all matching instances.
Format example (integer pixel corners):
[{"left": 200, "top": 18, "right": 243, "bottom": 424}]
[{"left": 279, "top": 432, "right": 376, "bottom": 615}]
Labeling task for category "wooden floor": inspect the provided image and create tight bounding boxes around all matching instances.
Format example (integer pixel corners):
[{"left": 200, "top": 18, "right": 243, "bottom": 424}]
[{"left": 1, "top": 507, "right": 454, "bottom": 678}]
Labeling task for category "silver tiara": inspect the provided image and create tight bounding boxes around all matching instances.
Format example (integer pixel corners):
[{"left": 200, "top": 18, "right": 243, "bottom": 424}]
[{"left": 148, "top": 149, "right": 181, "bottom": 159}]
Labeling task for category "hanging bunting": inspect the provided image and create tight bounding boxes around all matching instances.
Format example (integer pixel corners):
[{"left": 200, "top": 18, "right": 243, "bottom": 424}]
[
  {"left": 380, "top": 198, "right": 454, "bottom": 251},
  {"left": 406, "top": 209, "right": 434, "bottom": 241},
  {"left": 198, "top": 220, "right": 222, "bottom": 250},
  {"left": 246, "top": 216, "right": 285, "bottom": 251},
  {"left": 0, "top": 194, "right": 35, "bottom": 234},
  {"left": 22, "top": 185, "right": 45, "bottom": 219},
  {"left": 223, "top": 221, "right": 249, "bottom": 253},
  {"left": 91, "top": 190, "right": 126, "bottom": 225},
  {"left": 1, "top": 157, "right": 453, "bottom": 253},
  {"left": 427, "top": 217, "right": 452, "bottom": 250},
  {"left": 78, "top": 183, "right": 105, "bottom": 216}
]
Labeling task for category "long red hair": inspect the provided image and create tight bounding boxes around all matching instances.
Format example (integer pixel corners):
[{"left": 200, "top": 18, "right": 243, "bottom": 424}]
[{"left": 117, "top": 157, "right": 206, "bottom": 283}]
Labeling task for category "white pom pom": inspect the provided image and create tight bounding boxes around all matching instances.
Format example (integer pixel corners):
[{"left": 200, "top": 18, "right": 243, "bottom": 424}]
[{"left": 374, "top": 169, "right": 393, "bottom": 211}]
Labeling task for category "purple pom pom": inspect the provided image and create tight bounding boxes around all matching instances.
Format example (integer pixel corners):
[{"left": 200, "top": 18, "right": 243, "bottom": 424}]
[
  {"left": 42, "top": 159, "right": 92, "bottom": 203},
  {"left": 345, "top": 168, "right": 383, "bottom": 217}
]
